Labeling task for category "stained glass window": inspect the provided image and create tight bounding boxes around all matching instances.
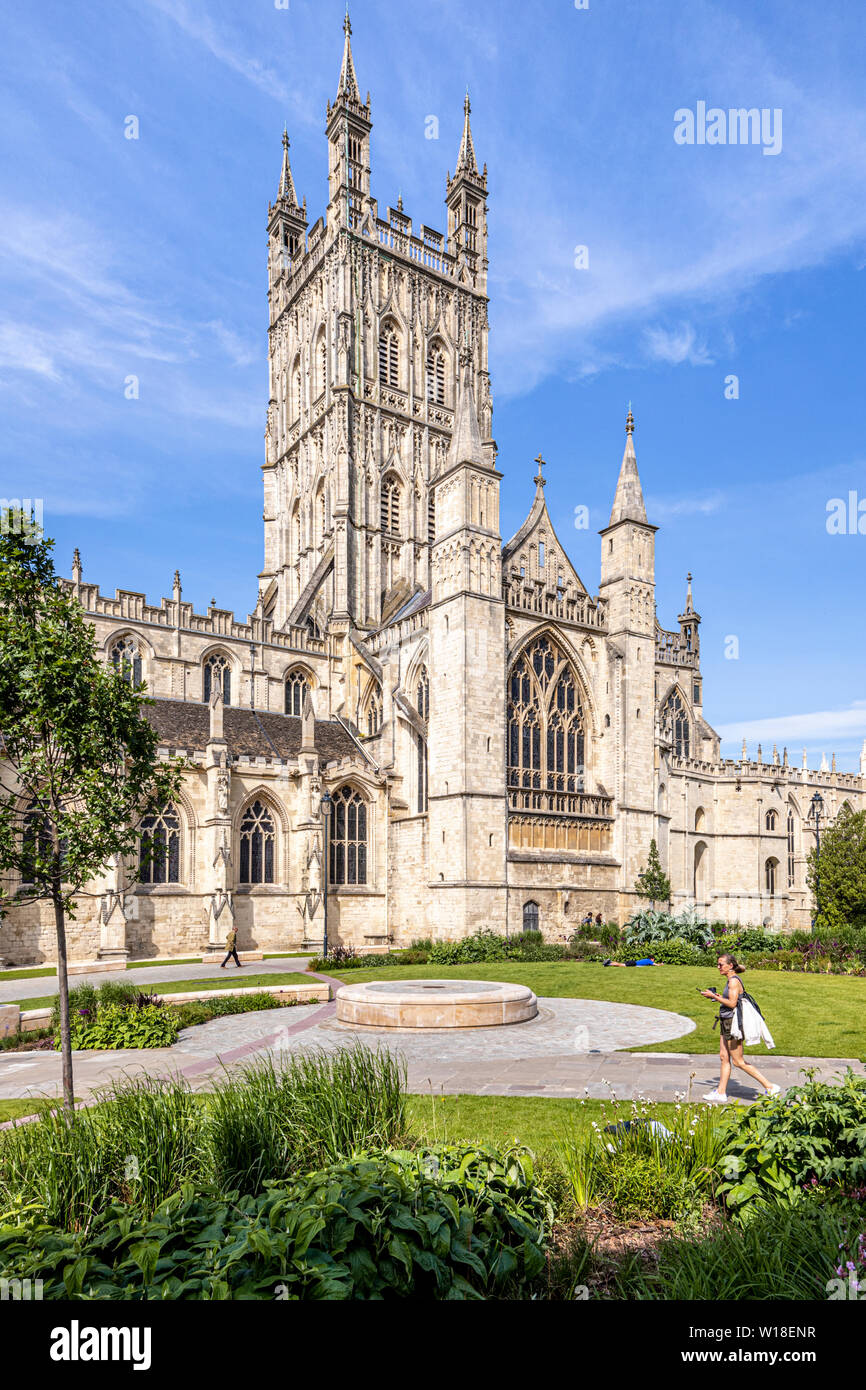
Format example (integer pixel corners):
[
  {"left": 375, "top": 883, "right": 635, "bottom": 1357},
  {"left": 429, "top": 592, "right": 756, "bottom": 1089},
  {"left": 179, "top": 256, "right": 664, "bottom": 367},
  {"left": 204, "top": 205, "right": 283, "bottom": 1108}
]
[
  {"left": 507, "top": 635, "right": 585, "bottom": 797},
  {"left": 239, "top": 801, "right": 275, "bottom": 885},
  {"left": 329, "top": 785, "right": 368, "bottom": 885},
  {"left": 140, "top": 804, "right": 181, "bottom": 885}
]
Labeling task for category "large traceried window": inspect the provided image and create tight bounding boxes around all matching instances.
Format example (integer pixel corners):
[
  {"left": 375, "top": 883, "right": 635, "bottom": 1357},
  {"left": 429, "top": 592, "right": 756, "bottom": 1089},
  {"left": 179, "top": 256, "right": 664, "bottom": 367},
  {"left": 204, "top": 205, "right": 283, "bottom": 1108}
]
[
  {"left": 329, "top": 785, "right": 368, "bottom": 886},
  {"left": 140, "top": 804, "right": 181, "bottom": 885},
  {"left": 661, "top": 689, "right": 690, "bottom": 758},
  {"left": 507, "top": 635, "right": 586, "bottom": 806},
  {"left": 381, "top": 476, "right": 400, "bottom": 536},
  {"left": 111, "top": 635, "right": 141, "bottom": 686},
  {"left": 239, "top": 800, "right": 275, "bottom": 885},
  {"left": 285, "top": 667, "right": 311, "bottom": 716},
  {"left": 203, "top": 653, "right": 231, "bottom": 706},
  {"left": 378, "top": 325, "right": 399, "bottom": 387},
  {"left": 787, "top": 807, "right": 796, "bottom": 888},
  {"left": 426, "top": 345, "right": 446, "bottom": 404}
]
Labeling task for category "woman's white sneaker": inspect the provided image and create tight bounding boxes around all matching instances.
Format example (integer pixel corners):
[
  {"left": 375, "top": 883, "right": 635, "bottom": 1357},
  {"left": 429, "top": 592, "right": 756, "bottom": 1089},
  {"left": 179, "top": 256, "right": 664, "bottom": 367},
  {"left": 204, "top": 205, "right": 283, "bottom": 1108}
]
[
  {"left": 702, "top": 1090, "right": 730, "bottom": 1103},
  {"left": 765, "top": 1083, "right": 782, "bottom": 1097}
]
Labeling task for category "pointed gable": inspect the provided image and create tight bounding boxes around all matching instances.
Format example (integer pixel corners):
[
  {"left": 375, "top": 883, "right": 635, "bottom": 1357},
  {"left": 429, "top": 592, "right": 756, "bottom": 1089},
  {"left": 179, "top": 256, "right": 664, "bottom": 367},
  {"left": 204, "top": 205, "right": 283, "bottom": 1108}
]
[{"left": 502, "top": 456, "right": 588, "bottom": 597}]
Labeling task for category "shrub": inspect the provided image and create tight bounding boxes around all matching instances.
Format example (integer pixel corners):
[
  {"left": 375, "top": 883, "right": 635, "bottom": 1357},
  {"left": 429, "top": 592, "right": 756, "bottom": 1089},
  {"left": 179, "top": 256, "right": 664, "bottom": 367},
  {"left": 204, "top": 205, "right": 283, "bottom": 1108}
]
[
  {"left": 429, "top": 931, "right": 509, "bottom": 964},
  {"left": 0, "top": 1146, "right": 551, "bottom": 1301},
  {"left": 62, "top": 1002, "right": 179, "bottom": 1051},
  {"left": 558, "top": 1103, "right": 727, "bottom": 1220},
  {"left": 648, "top": 938, "right": 706, "bottom": 966},
  {"left": 173, "top": 992, "right": 293, "bottom": 1029},
  {"left": 624, "top": 906, "right": 713, "bottom": 950},
  {"left": 717, "top": 1069, "right": 866, "bottom": 1217}
]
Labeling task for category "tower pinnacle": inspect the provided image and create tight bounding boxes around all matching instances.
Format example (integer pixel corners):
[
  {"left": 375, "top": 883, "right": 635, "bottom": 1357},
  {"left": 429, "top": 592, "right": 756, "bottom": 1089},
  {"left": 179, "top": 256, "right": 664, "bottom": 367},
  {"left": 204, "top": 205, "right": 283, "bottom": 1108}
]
[
  {"left": 609, "top": 408, "right": 647, "bottom": 526},
  {"left": 277, "top": 128, "right": 299, "bottom": 207},
  {"left": 455, "top": 90, "right": 478, "bottom": 175},
  {"left": 336, "top": 7, "right": 361, "bottom": 103}
]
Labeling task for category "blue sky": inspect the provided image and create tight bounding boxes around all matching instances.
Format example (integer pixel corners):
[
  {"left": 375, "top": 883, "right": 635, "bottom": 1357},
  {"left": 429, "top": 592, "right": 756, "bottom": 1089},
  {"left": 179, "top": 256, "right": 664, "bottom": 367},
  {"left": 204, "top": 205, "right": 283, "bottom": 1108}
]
[{"left": 2, "top": 0, "right": 865, "bottom": 767}]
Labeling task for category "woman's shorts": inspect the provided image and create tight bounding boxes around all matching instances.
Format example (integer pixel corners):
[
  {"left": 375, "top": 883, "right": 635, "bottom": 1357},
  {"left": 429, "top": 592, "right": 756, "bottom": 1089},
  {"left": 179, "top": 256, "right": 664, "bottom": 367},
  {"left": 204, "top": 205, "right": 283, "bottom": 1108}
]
[{"left": 719, "top": 1014, "right": 738, "bottom": 1043}]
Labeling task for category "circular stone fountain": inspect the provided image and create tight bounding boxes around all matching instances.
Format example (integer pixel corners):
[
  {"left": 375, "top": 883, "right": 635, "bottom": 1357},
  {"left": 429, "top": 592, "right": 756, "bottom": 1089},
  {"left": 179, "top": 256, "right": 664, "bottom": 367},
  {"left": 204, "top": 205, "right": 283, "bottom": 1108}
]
[{"left": 335, "top": 979, "right": 538, "bottom": 1030}]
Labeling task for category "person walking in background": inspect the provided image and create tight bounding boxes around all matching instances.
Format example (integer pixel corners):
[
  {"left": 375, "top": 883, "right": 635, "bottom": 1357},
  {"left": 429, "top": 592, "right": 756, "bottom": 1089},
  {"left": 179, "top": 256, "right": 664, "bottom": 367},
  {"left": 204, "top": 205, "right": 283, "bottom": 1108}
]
[
  {"left": 701, "top": 952, "right": 779, "bottom": 1102},
  {"left": 220, "top": 925, "right": 243, "bottom": 969}
]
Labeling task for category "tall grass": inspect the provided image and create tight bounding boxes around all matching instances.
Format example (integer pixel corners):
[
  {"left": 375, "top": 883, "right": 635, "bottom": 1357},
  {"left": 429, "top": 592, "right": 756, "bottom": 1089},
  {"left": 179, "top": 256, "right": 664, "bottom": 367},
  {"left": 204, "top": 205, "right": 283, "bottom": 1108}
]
[
  {"left": 0, "top": 1076, "right": 199, "bottom": 1229},
  {"left": 0, "top": 1046, "right": 407, "bottom": 1228},
  {"left": 614, "top": 1201, "right": 858, "bottom": 1300},
  {"left": 204, "top": 1046, "right": 407, "bottom": 1194}
]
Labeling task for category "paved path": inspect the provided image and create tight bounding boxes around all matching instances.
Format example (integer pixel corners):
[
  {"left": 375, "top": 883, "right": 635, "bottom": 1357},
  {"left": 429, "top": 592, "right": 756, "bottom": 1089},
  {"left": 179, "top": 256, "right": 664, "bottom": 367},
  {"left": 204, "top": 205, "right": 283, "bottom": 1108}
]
[
  {"left": 1, "top": 994, "right": 862, "bottom": 1110},
  {"left": 0, "top": 956, "right": 315, "bottom": 1005}
]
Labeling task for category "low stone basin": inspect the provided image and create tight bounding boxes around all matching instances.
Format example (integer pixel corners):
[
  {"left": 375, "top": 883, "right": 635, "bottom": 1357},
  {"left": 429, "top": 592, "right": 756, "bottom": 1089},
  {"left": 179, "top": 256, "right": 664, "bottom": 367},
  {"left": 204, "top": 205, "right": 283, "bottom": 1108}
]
[{"left": 335, "top": 979, "right": 538, "bottom": 1030}]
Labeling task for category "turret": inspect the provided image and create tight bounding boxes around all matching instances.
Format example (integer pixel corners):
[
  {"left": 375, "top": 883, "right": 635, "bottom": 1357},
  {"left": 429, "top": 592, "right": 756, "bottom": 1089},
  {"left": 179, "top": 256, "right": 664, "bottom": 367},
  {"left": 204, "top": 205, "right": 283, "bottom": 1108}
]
[
  {"left": 446, "top": 93, "right": 488, "bottom": 291},
  {"left": 326, "top": 10, "right": 373, "bottom": 232}
]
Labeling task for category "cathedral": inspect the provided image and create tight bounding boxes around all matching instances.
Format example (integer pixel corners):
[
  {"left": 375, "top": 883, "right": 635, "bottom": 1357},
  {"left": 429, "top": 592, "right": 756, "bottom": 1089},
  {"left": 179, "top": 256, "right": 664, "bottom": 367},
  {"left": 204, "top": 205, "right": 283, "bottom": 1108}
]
[{"left": 7, "top": 18, "right": 865, "bottom": 964}]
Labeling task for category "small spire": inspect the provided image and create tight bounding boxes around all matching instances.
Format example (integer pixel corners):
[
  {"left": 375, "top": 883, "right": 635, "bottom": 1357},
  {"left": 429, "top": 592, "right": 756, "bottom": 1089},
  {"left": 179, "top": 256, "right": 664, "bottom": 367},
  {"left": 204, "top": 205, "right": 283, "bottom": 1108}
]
[
  {"left": 773, "top": 743, "right": 779, "bottom": 765},
  {"left": 397, "top": 191, "right": 403, "bottom": 212},
  {"left": 831, "top": 752, "right": 837, "bottom": 772},
  {"left": 802, "top": 746, "right": 808, "bottom": 770},
  {"left": 173, "top": 569, "right": 181, "bottom": 595},
  {"left": 336, "top": 6, "right": 361, "bottom": 102},
  {"left": 455, "top": 89, "right": 478, "bottom": 175},
  {"left": 820, "top": 751, "right": 829, "bottom": 772},
  {"left": 608, "top": 407, "right": 647, "bottom": 526},
  {"left": 277, "top": 127, "right": 299, "bottom": 206},
  {"left": 741, "top": 737, "right": 747, "bottom": 760},
  {"left": 685, "top": 572, "right": 693, "bottom": 613},
  {"left": 757, "top": 743, "right": 763, "bottom": 764},
  {"left": 783, "top": 746, "right": 789, "bottom": 767},
  {"left": 72, "top": 547, "right": 82, "bottom": 583},
  {"left": 533, "top": 453, "right": 546, "bottom": 491}
]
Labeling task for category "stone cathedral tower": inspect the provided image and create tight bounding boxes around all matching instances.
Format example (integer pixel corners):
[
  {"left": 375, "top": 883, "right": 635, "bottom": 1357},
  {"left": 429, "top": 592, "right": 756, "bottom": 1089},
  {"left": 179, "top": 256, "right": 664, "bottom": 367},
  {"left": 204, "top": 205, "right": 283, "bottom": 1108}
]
[{"left": 259, "top": 14, "right": 494, "bottom": 639}]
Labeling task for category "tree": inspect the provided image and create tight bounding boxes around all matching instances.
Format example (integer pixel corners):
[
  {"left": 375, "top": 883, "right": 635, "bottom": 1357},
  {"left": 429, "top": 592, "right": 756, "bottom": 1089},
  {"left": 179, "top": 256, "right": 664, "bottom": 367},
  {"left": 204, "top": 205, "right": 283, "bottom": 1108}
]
[
  {"left": 806, "top": 803, "right": 866, "bottom": 931},
  {"left": 635, "top": 839, "right": 671, "bottom": 910},
  {"left": 0, "top": 516, "right": 183, "bottom": 1114}
]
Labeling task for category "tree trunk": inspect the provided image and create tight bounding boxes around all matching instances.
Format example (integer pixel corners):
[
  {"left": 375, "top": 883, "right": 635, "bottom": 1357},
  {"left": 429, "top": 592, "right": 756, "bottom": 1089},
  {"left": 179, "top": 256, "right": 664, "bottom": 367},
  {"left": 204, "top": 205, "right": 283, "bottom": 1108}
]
[{"left": 52, "top": 882, "right": 75, "bottom": 1118}]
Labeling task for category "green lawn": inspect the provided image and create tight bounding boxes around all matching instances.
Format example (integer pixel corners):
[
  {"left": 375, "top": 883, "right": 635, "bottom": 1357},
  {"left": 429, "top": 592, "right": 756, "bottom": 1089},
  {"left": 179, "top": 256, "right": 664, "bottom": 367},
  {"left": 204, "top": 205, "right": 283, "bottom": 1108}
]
[
  {"left": 405, "top": 1093, "right": 699, "bottom": 1156},
  {"left": 328, "top": 961, "right": 866, "bottom": 1059},
  {"left": 0, "top": 966, "right": 56, "bottom": 981},
  {"left": 0, "top": 1098, "right": 60, "bottom": 1123},
  {"left": 13, "top": 971, "right": 324, "bottom": 1012}
]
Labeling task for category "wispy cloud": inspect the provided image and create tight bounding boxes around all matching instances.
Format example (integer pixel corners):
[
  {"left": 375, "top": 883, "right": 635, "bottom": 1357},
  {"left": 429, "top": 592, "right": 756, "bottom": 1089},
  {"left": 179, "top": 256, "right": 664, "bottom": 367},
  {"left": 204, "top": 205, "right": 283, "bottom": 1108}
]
[
  {"left": 717, "top": 703, "right": 866, "bottom": 748},
  {"left": 643, "top": 321, "right": 713, "bottom": 366},
  {"left": 647, "top": 490, "right": 726, "bottom": 521}
]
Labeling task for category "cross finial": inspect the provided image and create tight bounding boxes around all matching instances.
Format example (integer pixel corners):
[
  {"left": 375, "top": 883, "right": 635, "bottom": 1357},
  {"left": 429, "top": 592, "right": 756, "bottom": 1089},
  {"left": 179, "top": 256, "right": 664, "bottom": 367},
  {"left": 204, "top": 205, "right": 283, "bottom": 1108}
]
[
  {"left": 626, "top": 403, "right": 634, "bottom": 435},
  {"left": 534, "top": 453, "right": 546, "bottom": 488},
  {"left": 282, "top": 127, "right": 289, "bottom": 151},
  {"left": 464, "top": 89, "right": 471, "bottom": 116},
  {"left": 344, "top": 4, "right": 351, "bottom": 37}
]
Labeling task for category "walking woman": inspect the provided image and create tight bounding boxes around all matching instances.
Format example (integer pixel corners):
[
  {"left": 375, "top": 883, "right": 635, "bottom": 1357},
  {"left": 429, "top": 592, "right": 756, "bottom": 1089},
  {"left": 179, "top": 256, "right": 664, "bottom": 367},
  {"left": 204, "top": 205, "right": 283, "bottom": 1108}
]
[{"left": 701, "top": 953, "right": 780, "bottom": 1102}]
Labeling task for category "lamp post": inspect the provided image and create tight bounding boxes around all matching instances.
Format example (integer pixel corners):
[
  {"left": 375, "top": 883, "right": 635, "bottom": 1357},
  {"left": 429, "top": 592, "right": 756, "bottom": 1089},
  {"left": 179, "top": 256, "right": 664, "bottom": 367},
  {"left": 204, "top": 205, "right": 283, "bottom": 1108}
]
[
  {"left": 808, "top": 791, "right": 824, "bottom": 929},
  {"left": 321, "top": 790, "right": 332, "bottom": 958}
]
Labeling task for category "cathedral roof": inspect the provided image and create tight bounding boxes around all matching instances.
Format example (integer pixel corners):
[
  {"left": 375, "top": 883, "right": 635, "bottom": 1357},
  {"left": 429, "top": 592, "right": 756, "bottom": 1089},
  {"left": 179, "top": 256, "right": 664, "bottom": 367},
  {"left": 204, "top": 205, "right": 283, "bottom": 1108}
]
[{"left": 145, "top": 698, "right": 358, "bottom": 764}]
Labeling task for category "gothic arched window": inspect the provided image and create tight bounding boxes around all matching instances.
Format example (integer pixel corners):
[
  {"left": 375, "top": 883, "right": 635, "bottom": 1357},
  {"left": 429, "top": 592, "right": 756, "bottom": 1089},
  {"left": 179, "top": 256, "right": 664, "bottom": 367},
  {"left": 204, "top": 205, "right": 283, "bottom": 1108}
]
[
  {"left": 378, "top": 325, "right": 399, "bottom": 387},
  {"left": 765, "top": 809, "right": 777, "bottom": 831},
  {"left": 203, "top": 653, "right": 231, "bottom": 706},
  {"left": 111, "top": 635, "right": 141, "bottom": 686},
  {"left": 416, "top": 665, "right": 429, "bottom": 722},
  {"left": 428, "top": 493, "right": 435, "bottom": 544},
  {"left": 285, "top": 667, "right": 311, "bottom": 716},
  {"left": 661, "top": 689, "right": 690, "bottom": 758},
  {"left": 522, "top": 901, "right": 540, "bottom": 934},
  {"left": 765, "top": 857, "right": 778, "bottom": 897},
  {"left": 140, "top": 804, "right": 181, "bottom": 885},
  {"left": 329, "top": 785, "right": 368, "bottom": 885},
  {"left": 363, "top": 682, "right": 382, "bottom": 737},
  {"left": 507, "top": 634, "right": 586, "bottom": 805},
  {"left": 426, "top": 345, "right": 446, "bottom": 404},
  {"left": 239, "top": 800, "right": 275, "bottom": 885},
  {"left": 381, "top": 476, "right": 400, "bottom": 536},
  {"left": 416, "top": 731, "right": 428, "bottom": 814},
  {"left": 787, "top": 807, "right": 796, "bottom": 888}
]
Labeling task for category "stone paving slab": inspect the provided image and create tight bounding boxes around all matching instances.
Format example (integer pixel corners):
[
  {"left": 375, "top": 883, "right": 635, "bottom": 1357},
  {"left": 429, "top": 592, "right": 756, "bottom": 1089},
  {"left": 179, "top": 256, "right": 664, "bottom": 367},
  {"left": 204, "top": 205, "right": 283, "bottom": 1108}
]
[{"left": 1, "top": 993, "right": 862, "bottom": 1113}]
